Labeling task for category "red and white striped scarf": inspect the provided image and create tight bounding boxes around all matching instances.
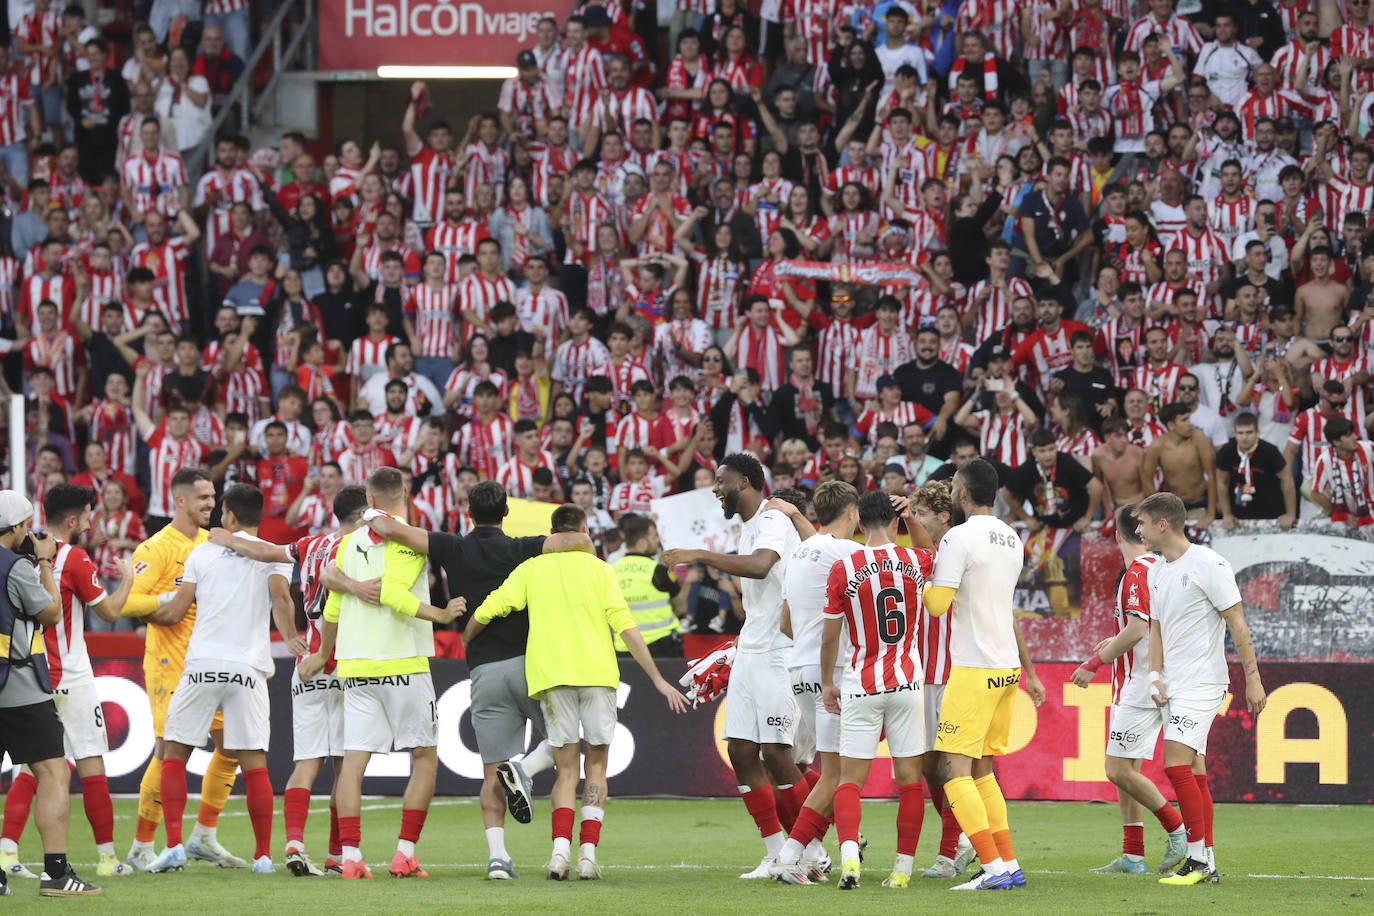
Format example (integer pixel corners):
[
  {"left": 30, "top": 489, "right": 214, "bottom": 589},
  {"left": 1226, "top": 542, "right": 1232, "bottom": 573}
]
[{"left": 948, "top": 53, "right": 999, "bottom": 101}]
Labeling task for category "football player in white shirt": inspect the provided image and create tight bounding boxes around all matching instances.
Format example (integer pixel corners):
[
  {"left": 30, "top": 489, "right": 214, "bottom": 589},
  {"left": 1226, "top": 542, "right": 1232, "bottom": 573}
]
[
  {"left": 1137, "top": 492, "right": 1266, "bottom": 887},
  {"left": 922, "top": 459, "right": 1043, "bottom": 891},
  {"left": 769, "top": 481, "right": 861, "bottom": 885},
  {"left": 662, "top": 453, "right": 807, "bottom": 879},
  {"left": 1070, "top": 504, "right": 1189, "bottom": 876},
  {"left": 143, "top": 484, "right": 304, "bottom": 876}
]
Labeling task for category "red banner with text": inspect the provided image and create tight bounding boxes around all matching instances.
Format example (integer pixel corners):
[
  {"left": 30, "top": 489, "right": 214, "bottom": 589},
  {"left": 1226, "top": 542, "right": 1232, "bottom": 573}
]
[
  {"left": 11, "top": 654, "right": 1364, "bottom": 805},
  {"left": 317, "top": 0, "right": 577, "bottom": 72}
]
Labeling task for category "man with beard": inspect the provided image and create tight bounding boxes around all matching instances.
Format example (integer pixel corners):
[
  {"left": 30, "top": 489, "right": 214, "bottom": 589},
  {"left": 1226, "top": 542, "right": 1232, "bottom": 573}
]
[
  {"left": 893, "top": 329, "right": 962, "bottom": 452},
  {"left": 1187, "top": 327, "right": 1251, "bottom": 435},
  {"left": 357, "top": 343, "right": 442, "bottom": 419},
  {"left": 662, "top": 454, "right": 810, "bottom": 879},
  {"left": 1010, "top": 294, "right": 1092, "bottom": 396}
]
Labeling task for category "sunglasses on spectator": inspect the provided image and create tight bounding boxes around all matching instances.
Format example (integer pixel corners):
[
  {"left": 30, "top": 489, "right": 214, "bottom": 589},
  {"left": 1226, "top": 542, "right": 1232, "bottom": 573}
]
[
  {"left": 1333, "top": 335, "right": 1354, "bottom": 342},
  {"left": 1331, "top": 398, "right": 1350, "bottom": 407},
  {"left": 1177, "top": 384, "right": 1198, "bottom": 392}
]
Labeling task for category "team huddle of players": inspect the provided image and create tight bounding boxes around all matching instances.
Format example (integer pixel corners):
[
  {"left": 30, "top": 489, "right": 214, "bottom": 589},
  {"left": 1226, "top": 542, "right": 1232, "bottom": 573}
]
[{"left": 0, "top": 453, "right": 1266, "bottom": 889}]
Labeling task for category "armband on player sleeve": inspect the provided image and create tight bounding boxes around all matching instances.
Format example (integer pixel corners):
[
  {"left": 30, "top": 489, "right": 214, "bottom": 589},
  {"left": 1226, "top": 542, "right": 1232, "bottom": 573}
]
[{"left": 1080, "top": 653, "right": 1105, "bottom": 673}]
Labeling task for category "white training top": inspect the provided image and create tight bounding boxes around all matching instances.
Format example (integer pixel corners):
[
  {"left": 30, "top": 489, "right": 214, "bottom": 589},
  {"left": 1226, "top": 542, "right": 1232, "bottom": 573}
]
[
  {"left": 1148, "top": 543, "right": 1242, "bottom": 691},
  {"left": 782, "top": 532, "right": 855, "bottom": 670},
  {"left": 183, "top": 532, "right": 293, "bottom": 675},
  {"left": 735, "top": 506, "right": 801, "bottom": 655},
  {"left": 930, "top": 514, "right": 1023, "bottom": 669}
]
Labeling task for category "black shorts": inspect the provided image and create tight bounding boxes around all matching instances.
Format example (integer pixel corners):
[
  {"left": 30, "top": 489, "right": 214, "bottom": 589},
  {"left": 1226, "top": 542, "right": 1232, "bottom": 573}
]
[{"left": 0, "top": 700, "right": 66, "bottom": 764}]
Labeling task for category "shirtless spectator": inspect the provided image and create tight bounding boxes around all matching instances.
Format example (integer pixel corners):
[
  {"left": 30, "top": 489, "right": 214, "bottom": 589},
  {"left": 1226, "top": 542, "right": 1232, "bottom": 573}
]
[
  {"left": 1001, "top": 428, "right": 1101, "bottom": 534},
  {"left": 1092, "top": 416, "right": 1148, "bottom": 518},
  {"left": 1215, "top": 411, "right": 1295, "bottom": 531},
  {"left": 1263, "top": 306, "right": 1325, "bottom": 382},
  {"left": 1141, "top": 401, "right": 1217, "bottom": 530},
  {"left": 1293, "top": 246, "right": 1350, "bottom": 342}
]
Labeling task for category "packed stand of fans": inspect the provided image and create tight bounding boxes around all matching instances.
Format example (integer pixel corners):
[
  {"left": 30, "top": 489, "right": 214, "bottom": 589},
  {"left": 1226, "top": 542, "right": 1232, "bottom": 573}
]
[{"left": 5, "top": 0, "right": 1373, "bottom": 637}]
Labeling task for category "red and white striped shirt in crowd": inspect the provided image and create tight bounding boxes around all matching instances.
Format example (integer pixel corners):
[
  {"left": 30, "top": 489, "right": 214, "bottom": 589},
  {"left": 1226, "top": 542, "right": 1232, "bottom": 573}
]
[
  {"left": 328, "top": 164, "right": 362, "bottom": 205},
  {"left": 77, "top": 270, "right": 123, "bottom": 330},
  {"left": 131, "top": 235, "right": 190, "bottom": 327},
  {"left": 975, "top": 410, "right": 1030, "bottom": 467},
  {"left": 1208, "top": 193, "right": 1254, "bottom": 247},
  {"left": 561, "top": 43, "right": 606, "bottom": 119},
  {"left": 1067, "top": 105, "right": 1112, "bottom": 148},
  {"left": 404, "top": 282, "right": 459, "bottom": 359},
  {"left": 828, "top": 162, "right": 883, "bottom": 207},
  {"left": 410, "top": 450, "right": 457, "bottom": 531},
  {"left": 46, "top": 542, "right": 105, "bottom": 689},
  {"left": 957, "top": 0, "right": 1020, "bottom": 61},
  {"left": 530, "top": 142, "right": 581, "bottom": 207},
  {"left": 663, "top": 56, "right": 710, "bottom": 122},
  {"left": 289, "top": 531, "right": 342, "bottom": 672},
  {"left": 713, "top": 53, "right": 764, "bottom": 93},
  {"left": 220, "top": 365, "right": 269, "bottom": 423},
  {"left": 1173, "top": 227, "right": 1230, "bottom": 298},
  {"left": 1013, "top": 321, "right": 1090, "bottom": 393},
  {"left": 91, "top": 508, "right": 143, "bottom": 580},
  {"left": 1144, "top": 280, "right": 1196, "bottom": 318},
  {"left": 375, "top": 411, "right": 423, "bottom": 458},
  {"left": 827, "top": 211, "right": 878, "bottom": 264},
  {"left": 1057, "top": 426, "right": 1102, "bottom": 462},
  {"left": 122, "top": 150, "right": 188, "bottom": 218},
  {"left": 825, "top": 543, "right": 933, "bottom": 694},
  {"left": 1234, "top": 88, "right": 1311, "bottom": 138},
  {"left": 855, "top": 402, "right": 934, "bottom": 445},
  {"left": 17, "top": 10, "right": 61, "bottom": 87},
  {"left": 359, "top": 242, "right": 422, "bottom": 285},
  {"left": 795, "top": 0, "right": 837, "bottom": 65},
  {"left": 202, "top": 338, "right": 265, "bottom": 375},
  {"left": 730, "top": 321, "right": 789, "bottom": 393},
  {"left": 631, "top": 191, "right": 693, "bottom": 256},
  {"left": 853, "top": 325, "right": 915, "bottom": 401},
  {"left": 455, "top": 413, "right": 515, "bottom": 479},
  {"left": 0, "top": 70, "right": 33, "bottom": 147},
  {"left": 965, "top": 277, "right": 1033, "bottom": 344},
  {"left": 0, "top": 256, "right": 17, "bottom": 324},
  {"left": 814, "top": 316, "right": 862, "bottom": 400},
  {"left": 205, "top": 0, "right": 250, "bottom": 12},
  {"left": 1312, "top": 355, "right": 1371, "bottom": 428},
  {"left": 496, "top": 452, "right": 560, "bottom": 499},
  {"left": 291, "top": 494, "right": 332, "bottom": 536},
  {"left": 1313, "top": 440, "right": 1374, "bottom": 517},
  {"left": 654, "top": 317, "right": 712, "bottom": 381},
  {"left": 691, "top": 250, "right": 745, "bottom": 331},
  {"left": 499, "top": 75, "right": 555, "bottom": 139},
  {"left": 194, "top": 167, "right": 262, "bottom": 254},
  {"left": 595, "top": 357, "right": 653, "bottom": 411},
  {"left": 1111, "top": 553, "right": 1157, "bottom": 706},
  {"left": 189, "top": 407, "right": 226, "bottom": 450},
  {"left": 609, "top": 475, "right": 665, "bottom": 515},
  {"left": 338, "top": 442, "right": 397, "bottom": 485},
  {"left": 589, "top": 86, "right": 658, "bottom": 140},
  {"left": 426, "top": 218, "right": 490, "bottom": 283},
  {"left": 551, "top": 336, "right": 612, "bottom": 402},
  {"left": 1271, "top": 38, "right": 1328, "bottom": 89},
  {"left": 146, "top": 426, "right": 210, "bottom": 516},
  {"left": 1131, "top": 361, "right": 1187, "bottom": 412},
  {"left": 1096, "top": 316, "right": 1148, "bottom": 385},
  {"left": 560, "top": 189, "right": 616, "bottom": 264},
  {"left": 1124, "top": 12, "right": 1203, "bottom": 54},
  {"left": 346, "top": 334, "right": 400, "bottom": 381},
  {"left": 311, "top": 420, "right": 352, "bottom": 466},
  {"left": 938, "top": 338, "right": 974, "bottom": 375},
  {"left": 444, "top": 368, "right": 508, "bottom": 422},
  {"left": 17, "top": 272, "right": 74, "bottom": 328},
  {"left": 24, "top": 329, "right": 80, "bottom": 397},
  {"left": 88, "top": 399, "right": 136, "bottom": 476},
  {"left": 613, "top": 410, "right": 660, "bottom": 455},
  {"left": 1331, "top": 21, "right": 1374, "bottom": 91},
  {"left": 1329, "top": 176, "right": 1374, "bottom": 225},
  {"left": 461, "top": 143, "right": 509, "bottom": 205},
  {"left": 457, "top": 272, "right": 517, "bottom": 344},
  {"left": 500, "top": 203, "right": 543, "bottom": 273},
  {"left": 515, "top": 285, "right": 569, "bottom": 344},
  {"left": 1288, "top": 404, "right": 1353, "bottom": 482},
  {"left": 399, "top": 146, "right": 455, "bottom": 226}
]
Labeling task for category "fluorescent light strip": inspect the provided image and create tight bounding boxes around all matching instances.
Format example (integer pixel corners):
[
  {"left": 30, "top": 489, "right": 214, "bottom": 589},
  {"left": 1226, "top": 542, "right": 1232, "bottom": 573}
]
[{"left": 376, "top": 65, "right": 516, "bottom": 80}]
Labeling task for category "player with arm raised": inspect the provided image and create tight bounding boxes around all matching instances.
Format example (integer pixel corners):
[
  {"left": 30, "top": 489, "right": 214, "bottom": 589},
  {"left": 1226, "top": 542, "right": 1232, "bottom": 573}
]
[
  {"left": 815, "top": 492, "right": 935, "bottom": 891},
  {"left": 1137, "top": 492, "right": 1267, "bottom": 887},
  {"left": 768, "top": 481, "right": 862, "bottom": 885},
  {"left": 0, "top": 486, "right": 137, "bottom": 880},
  {"left": 1070, "top": 503, "right": 1188, "bottom": 875},
  {"left": 921, "top": 458, "right": 1030, "bottom": 891},
  {"left": 207, "top": 484, "right": 372, "bottom": 877},
  {"left": 143, "top": 485, "right": 303, "bottom": 875},
  {"left": 661, "top": 452, "right": 806, "bottom": 879},
  {"left": 118, "top": 467, "right": 248, "bottom": 871},
  {"left": 318, "top": 468, "right": 465, "bottom": 880}
]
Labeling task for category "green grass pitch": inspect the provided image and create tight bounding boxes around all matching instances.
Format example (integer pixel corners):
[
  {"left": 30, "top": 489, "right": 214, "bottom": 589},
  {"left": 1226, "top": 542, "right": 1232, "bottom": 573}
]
[{"left": 4, "top": 796, "right": 1370, "bottom": 913}]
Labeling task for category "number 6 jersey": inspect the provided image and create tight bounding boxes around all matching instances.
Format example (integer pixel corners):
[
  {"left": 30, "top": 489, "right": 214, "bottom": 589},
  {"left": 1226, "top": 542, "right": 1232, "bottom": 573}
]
[{"left": 824, "top": 543, "right": 933, "bottom": 695}]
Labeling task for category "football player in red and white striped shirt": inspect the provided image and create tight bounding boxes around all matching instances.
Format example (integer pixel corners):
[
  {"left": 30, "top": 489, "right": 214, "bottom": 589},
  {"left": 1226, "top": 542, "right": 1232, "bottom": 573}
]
[
  {"left": 454, "top": 381, "right": 515, "bottom": 479},
  {"left": 495, "top": 420, "right": 564, "bottom": 500},
  {"left": 1070, "top": 503, "right": 1188, "bottom": 874},
  {"left": 12, "top": 484, "right": 139, "bottom": 876},
  {"left": 458, "top": 239, "right": 517, "bottom": 344},
  {"left": 818, "top": 491, "right": 934, "bottom": 888}
]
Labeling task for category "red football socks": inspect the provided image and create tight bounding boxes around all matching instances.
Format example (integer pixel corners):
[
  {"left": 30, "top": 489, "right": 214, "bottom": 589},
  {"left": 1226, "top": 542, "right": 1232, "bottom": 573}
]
[
  {"left": 160, "top": 759, "right": 189, "bottom": 848},
  {"left": 244, "top": 768, "right": 274, "bottom": 860},
  {"left": 896, "top": 783, "right": 925, "bottom": 857},
  {"left": 1, "top": 772, "right": 36, "bottom": 843},
  {"left": 740, "top": 786, "right": 782, "bottom": 838},
  {"left": 284, "top": 787, "right": 311, "bottom": 845},
  {"left": 79, "top": 775, "right": 115, "bottom": 846},
  {"left": 1164, "top": 766, "right": 1204, "bottom": 844}
]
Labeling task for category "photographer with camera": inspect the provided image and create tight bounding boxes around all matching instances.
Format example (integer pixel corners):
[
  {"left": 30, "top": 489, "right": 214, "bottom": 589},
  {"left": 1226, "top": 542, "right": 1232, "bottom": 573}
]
[{"left": 0, "top": 491, "right": 101, "bottom": 897}]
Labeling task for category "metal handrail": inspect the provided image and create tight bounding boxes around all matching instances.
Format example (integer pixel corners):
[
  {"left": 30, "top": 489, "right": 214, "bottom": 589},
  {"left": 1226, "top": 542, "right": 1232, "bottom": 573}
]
[{"left": 183, "top": 0, "right": 315, "bottom": 179}]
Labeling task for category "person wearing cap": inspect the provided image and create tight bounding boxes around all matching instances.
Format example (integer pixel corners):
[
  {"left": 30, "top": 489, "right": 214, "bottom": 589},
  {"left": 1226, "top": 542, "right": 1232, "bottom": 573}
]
[
  {"left": 0, "top": 491, "right": 101, "bottom": 897},
  {"left": 499, "top": 52, "right": 552, "bottom": 144}
]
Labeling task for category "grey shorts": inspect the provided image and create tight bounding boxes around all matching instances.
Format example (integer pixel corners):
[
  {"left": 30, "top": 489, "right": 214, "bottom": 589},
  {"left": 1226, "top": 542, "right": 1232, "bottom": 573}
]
[{"left": 469, "top": 655, "right": 546, "bottom": 764}]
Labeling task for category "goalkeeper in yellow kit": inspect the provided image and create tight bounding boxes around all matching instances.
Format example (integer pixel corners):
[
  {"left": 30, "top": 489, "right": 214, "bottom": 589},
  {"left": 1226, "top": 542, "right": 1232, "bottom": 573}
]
[{"left": 120, "top": 468, "right": 248, "bottom": 870}]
